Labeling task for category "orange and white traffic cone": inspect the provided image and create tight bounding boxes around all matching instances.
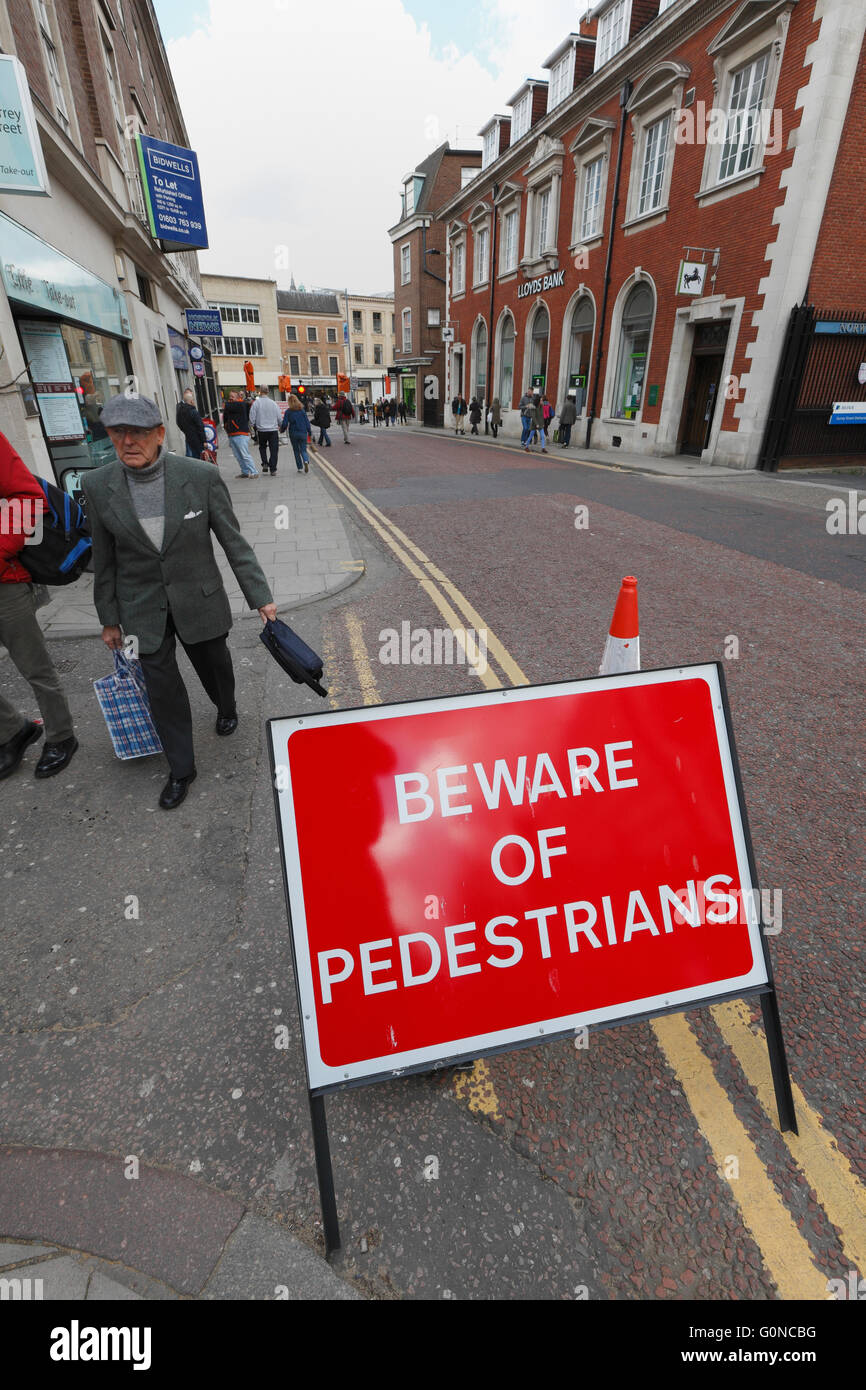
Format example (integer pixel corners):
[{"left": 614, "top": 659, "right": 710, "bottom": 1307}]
[{"left": 599, "top": 576, "right": 640, "bottom": 674}]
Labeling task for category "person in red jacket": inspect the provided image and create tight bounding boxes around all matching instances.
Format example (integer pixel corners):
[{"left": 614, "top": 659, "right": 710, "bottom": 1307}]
[{"left": 0, "top": 432, "right": 78, "bottom": 777}]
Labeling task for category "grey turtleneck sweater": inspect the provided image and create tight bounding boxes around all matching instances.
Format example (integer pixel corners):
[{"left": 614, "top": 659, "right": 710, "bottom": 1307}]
[{"left": 123, "top": 446, "right": 166, "bottom": 550}]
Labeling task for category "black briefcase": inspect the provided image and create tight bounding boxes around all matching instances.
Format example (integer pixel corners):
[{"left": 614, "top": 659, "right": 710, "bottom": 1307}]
[{"left": 260, "top": 618, "right": 328, "bottom": 698}]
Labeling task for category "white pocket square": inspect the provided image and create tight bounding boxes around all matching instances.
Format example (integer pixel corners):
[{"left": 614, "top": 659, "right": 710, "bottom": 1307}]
[{"left": 183, "top": 509, "right": 203, "bottom": 520}]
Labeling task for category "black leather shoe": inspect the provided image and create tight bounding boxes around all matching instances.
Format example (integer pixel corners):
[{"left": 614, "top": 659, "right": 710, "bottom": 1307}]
[
  {"left": 215, "top": 711, "right": 238, "bottom": 736},
  {"left": 0, "top": 721, "right": 43, "bottom": 779},
  {"left": 34, "top": 735, "right": 78, "bottom": 779},
  {"left": 159, "top": 768, "right": 197, "bottom": 810}
]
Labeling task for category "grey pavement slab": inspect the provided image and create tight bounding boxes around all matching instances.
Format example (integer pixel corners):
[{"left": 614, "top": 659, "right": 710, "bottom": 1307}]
[
  {"left": 0, "top": 1242, "right": 58, "bottom": 1264},
  {"left": 4, "top": 1256, "right": 91, "bottom": 1300},
  {"left": 201, "top": 1213, "right": 361, "bottom": 1301},
  {"left": 0, "top": 1148, "right": 244, "bottom": 1295},
  {"left": 85, "top": 1270, "right": 144, "bottom": 1300}
]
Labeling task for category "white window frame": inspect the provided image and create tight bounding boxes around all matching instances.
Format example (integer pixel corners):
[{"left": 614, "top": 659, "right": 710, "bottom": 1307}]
[
  {"left": 461, "top": 167, "right": 478, "bottom": 188},
  {"left": 594, "top": 0, "right": 631, "bottom": 72},
  {"left": 520, "top": 137, "right": 564, "bottom": 274},
  {"left": 327, "top": 326, "right": 338, "bottom": 342},
  {"left": 473, "top": 224, "right": 490, "bottom": 286},
  {"left": 402, "top": 308, "right": 412, "bottom": 354},
  {"left": 547, "top": 49, "right": 575, "bottom": 112},
  {"left": 637, "top": 112, "right": 672, "bottom": 217},
  {"left": 307, "top": 325, "right": 318, "bottom": 342},
  {"left": 698, "top": 2, "right": 792, "bottom": 206},
  {"left": 451, "top": 235, "right": 466, "bottom": 296},
  {"left": 289, "top": 354, "right": 300, "bottom": 374},
  {"left": 622, "top": 65, "right": 688, "bottom": 230},
  {"left": 329, "top": 355, "right": 339, "bottom": 374},
  {"left": 501, "top": 208, "right": 519, "bottom": 274},
  {"left": 401, "top": 243, "right": 411, "bottom": 285},
  {"left": 511, "top": 91, "right": 532, "bottom": 142},
  {"left": 373, "top": 344, "right": 383, "bottom": 365},
  {"left": 404, "top": 180, "right": 415, "bottom": 215},
  {"left": 482, "top": 125, "right": 498, "bottom": 169},
  {"left": 580, "top": 156, "right": 604, "bottom": 242},
  {"left": 570, "top": 119, "right": 614, "bottom": 253},
  {"left": 310, "top": 354, "right": 320, "bottom": 375}
]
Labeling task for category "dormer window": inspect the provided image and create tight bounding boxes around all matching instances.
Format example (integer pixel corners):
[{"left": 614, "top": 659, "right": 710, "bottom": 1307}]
[
  {"left": 482, "top": 126, "right": 498, "bottom": 168},
  {"left": 511, "top": 91, "right": 532, "bottom": 141},
  {"left": 404, "top": 180, "right": 415, "bottom": 215},
  {"left": 547, "top": 48, "right": 575, "bottom": 111},
  {"left": 594, "top": 0, "right": 630, "bottom": 71}
]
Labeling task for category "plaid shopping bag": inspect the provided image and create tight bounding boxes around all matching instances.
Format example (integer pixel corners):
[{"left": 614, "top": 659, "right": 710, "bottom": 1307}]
[{"left": 93, "top": 649, "right": 163, "bottom": 759}]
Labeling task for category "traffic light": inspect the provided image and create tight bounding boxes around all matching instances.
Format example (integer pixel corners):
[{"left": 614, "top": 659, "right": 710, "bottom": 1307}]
[{"left": 296, "top": 383, "right": 307, "bottom": 398}]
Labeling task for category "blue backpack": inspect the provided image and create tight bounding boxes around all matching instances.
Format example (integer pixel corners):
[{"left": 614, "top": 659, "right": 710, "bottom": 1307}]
[{"left": 17, "top": 477, "right": 92, "bottom": 585}]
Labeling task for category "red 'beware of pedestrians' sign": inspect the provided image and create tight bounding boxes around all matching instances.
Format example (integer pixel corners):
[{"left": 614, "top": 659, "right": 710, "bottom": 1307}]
[{"left": 269, "top": 664, "right": 769, "bottom": 1093}]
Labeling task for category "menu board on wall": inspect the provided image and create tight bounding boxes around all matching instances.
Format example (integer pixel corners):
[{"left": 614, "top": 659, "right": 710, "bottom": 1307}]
[
  {"left": 19, "top": 321, "right": 72, "bottom": 385},
  {"left": 36, "top": 390, "right": 85, "bottom": 442}
]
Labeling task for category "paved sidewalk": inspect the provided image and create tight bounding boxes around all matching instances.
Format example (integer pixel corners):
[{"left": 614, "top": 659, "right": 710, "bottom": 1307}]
[
  {"left": 0, "top": 1147, "right": 361, "bottom": 1300},
  {"left": 37, "top": 432, "right": 362, "bottom": 640}
]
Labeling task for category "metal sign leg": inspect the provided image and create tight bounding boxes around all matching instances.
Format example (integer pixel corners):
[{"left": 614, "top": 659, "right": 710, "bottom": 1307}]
[
  {"left": 309, "top": 1092, "right": 341, "bottom": 1257},
  {"left": 760, "top": 990, "right": 798, "bottom": 1135}
]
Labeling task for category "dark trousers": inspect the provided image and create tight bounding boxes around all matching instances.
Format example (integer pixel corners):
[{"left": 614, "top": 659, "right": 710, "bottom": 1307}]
[
  {"left": 0, "top": 581, "right": 74, "bottom": 743},
  {"left": 139, "top": 613, "right": 235, "bottom": 779},
  {"left": 560, "top": 423, "right": 572, "bottom": 446},
  {"left": 258, "top": 430, "right": 280, "bottom": 472}
]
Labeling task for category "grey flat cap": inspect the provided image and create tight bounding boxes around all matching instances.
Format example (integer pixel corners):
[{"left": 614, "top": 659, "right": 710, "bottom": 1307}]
[{"left": 100, "top": 393, "right": 163, "bottom": 428}]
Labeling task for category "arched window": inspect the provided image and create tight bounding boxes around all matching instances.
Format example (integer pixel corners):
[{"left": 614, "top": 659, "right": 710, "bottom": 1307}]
[
  {"left": 473, "top": 319, "right": 487, "bottom": 404},
  {"left": 566, "top": 297, "right": 594, "bottom": 414},
  {"left": 530, "top": 305, "right": 550, "bottom": 387},
  {"left": 497, "top": 313, "right": 515, "bottom": 406},
  {"left": 612, "top": 283, "right": 654, "bottom": 420}
]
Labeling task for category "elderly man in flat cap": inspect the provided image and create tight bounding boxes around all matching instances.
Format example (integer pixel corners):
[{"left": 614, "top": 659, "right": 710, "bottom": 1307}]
[{"left": 83, "top": 394, "right": 276, "bottom": 809}]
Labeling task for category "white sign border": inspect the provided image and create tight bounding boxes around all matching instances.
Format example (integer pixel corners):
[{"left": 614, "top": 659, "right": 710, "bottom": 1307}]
[
  {"left": 270, "top": 663, "right": 769, "bottom": 1092},
  {"left": 0, "top": 55, "right": 51, "bottom": 197}
]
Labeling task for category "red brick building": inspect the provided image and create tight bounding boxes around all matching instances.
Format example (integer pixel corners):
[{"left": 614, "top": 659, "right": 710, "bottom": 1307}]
[
  {"left": 438, "top": 0, "right": 866, "bottom": 469},
  {"left": 389, "top": 142, "right": 482, "bottom": 427}
]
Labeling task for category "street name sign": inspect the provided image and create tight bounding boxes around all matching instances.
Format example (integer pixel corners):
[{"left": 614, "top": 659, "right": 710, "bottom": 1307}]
[{"left": 0, "top": 55, "right": 50, "bottom": 196}]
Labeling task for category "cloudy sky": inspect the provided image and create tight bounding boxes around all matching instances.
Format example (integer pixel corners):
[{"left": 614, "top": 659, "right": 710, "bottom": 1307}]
[{"left": 153, "top": 0, "right": 590, "bottom": 294}]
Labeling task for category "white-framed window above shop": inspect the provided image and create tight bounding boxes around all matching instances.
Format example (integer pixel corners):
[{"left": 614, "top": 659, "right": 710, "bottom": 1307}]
[
  {"left": 307, "top": 325, "right": 318, "bottom": 341},
  {"left": 329, "top": 355, "right": 339, "bottom": 373},
  {"left": 474, "top": 225, "right": 490, "bottom": 284},
  {"left": 217, "top": 336, "right": 264, "bottom": 357},
  {"left": 594, "top": 0, "right": 630, "bottom": 71},
  {"left": 501, "top": 209, "right": 519, "bottom": 274},
  {"left": 402, "top": 307, "right": 412, "bottom": 353},
  {"left": 311, "top": 354, "right": 320, "bottom": 374},
  {"left": 699, "top": 1, "right": 792, "bottom": 204},
  {"left": 521, "top": 136, "right": 564, "bottom": 272},
  {"left": 451, "top": 230, "right": 466, "bottom": 295},
  {"left": 581, "top": 157, "right": 604, "bottom": 241},
  {"left": 35, "top": 0, "right": 71, "bottom": 132},
  {"left": 511, "top": 90, "right": 532, "bottom": 142},
  {"left": 428, "top": 308, "right": 441, "bottom": 326},
  {"left": 401, "top": 243, "right": 411, "bottom": 285},
  {"left": 328, "top": 326, "right": 338, "bottom": 342},
  {"left": 211, "top": 302, "right": 260, "bottom": 325},
  {"left": 374, "top": 344, "right": 383, "bottom": 365},
  {"left": 481, "top": 123, "right": 500, "bottom": 169},
  {"left": 623, "top": 62, "right": 688, "bottom": 227},
  {"left": 289, "top": 354, "right": 300, "bottom": 374},
  {"left": 547, "top": 45, "right": 576, "bottom": 112},
  {"left": 461, "top": 167, "right": 478, "bottom": 188},
  {"left": 570, "top": 118, "right": 614, "bottom": 251}
]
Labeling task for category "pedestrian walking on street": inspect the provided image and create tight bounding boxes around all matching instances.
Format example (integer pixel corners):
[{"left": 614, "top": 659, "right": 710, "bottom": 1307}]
[
  {"left": 542, "top": 395, "right": 555, "bottom": 437},
  {"left": 469, "top": 397, "right": 482, "bottom": 435},
  {"left": 558, "top": 393, "right": 577, "bottom": 447},
  {"left": 282, "top": 395, "right": 312, "bottom": 472},
  {"left": 398, "top": 399, "right": 407, "bottom": 424},
  {"left": 529, "top": 394, "right": 547, "bottom": 452},
  {"left": 452, "top": 394, "right": 467, "bottom": 434},
  {"left": 312, "top": 396, "right": 332, "bottom": 447},
  {"left": 249, "top": 386, "right": 283, "bottom": 475},
  {"left": 336, "top": 394, "right": 355, "bottom": 443},
  {"left": 175, "top": 389, "right": 206, "bottom": 459},
  {"left": 389, "top": 398, "right": 398, "bottom": 428},
  {"left": 519, "top": 388, "right": 534, "bottom": 448},
  {"left": 489, "top": 397, "right": 501, "bottom": 439},
  {"left": 223, "top": 391, "right": 258, "bottom": 477},
  {"left": 0, "top": 432, "right": 78, "bottom": 780},
  {"left": 83, "top": 395, "right": 275, "bottom": 811},
  {"left": 372, "top": 400, "right": 380, "bottom": 427}
]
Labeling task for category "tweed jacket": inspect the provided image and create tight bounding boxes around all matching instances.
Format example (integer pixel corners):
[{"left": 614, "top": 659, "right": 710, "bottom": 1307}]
[{"left": 82, "top": 453, "right": 272, "bottom": 654}]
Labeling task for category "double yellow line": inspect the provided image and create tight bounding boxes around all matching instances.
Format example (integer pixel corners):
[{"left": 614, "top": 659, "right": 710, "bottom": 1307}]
[{"left": 310, "top": 445, "right": 866, "bottom": 1300}]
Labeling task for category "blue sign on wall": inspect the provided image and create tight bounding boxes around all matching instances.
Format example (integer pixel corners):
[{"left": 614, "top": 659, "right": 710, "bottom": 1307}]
[
  {"left": 185, "top": 308, "right": 223, "bottom": 337},
  {"left": 135, "top": 135, "right": 208, "bottom": 252}
]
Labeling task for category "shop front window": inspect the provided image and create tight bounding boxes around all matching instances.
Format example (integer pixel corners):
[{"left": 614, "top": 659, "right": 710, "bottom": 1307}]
[
  {"left": 473, "top": 320, "right": 487, "bottom": 403},
  {"left": 498, "top": 314, "right": 515, "bottom": 406},
  {"left": 566, "top": 298, "right": 594, "bottom": 413},
  {"left": 612, "top": 283, "right": 654, "bottom": 420},
  {"left": 530, "top": 306, "right": 549, "bottom": 388},
  {"left": 61, "top": 323, "right": 130, "bottom": 464}
]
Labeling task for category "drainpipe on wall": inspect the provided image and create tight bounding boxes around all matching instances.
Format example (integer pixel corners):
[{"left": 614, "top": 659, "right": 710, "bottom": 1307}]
[
  {"left": 485, "top": 183, "right": 499, "bottom": 434},
  {"left": 585, "top": 78, "right": 632, "bottom": 451}
]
